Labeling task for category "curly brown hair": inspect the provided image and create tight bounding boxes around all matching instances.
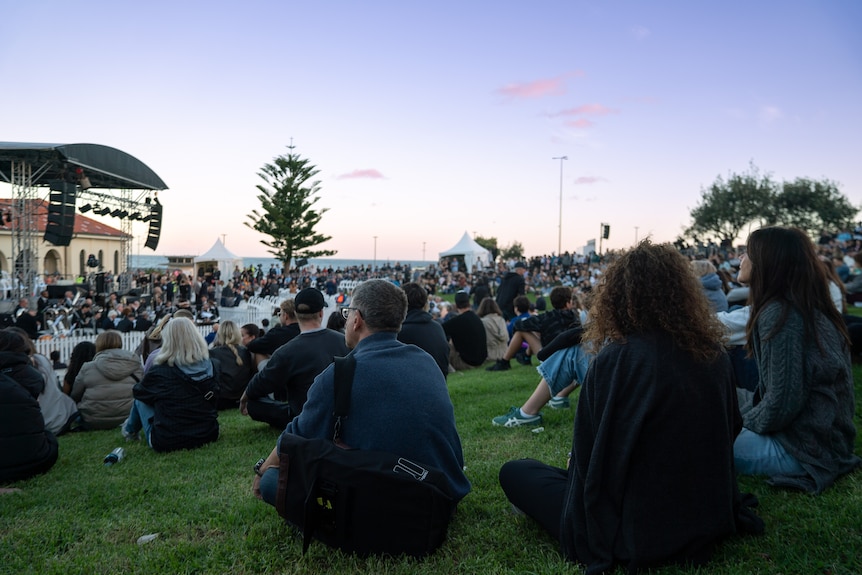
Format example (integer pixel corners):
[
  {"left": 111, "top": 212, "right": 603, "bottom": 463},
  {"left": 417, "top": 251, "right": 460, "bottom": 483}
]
[{"left": 583, "top": 240, "right": 726, "bottom": 362}]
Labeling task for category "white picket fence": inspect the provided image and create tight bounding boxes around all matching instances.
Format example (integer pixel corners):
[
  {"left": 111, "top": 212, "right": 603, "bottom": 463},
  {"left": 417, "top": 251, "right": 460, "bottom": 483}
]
[{"left": 33, "top": 290, "right": 346, "bottom": 361}]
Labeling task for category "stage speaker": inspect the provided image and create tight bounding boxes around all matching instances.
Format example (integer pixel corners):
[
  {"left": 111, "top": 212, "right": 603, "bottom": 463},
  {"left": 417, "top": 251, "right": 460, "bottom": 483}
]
[
  {"left": 144, "top": 203, "right": 163, "bottom": 250},
  {"left": 44, "top": 180, "right": 77, "bottom": 246}
]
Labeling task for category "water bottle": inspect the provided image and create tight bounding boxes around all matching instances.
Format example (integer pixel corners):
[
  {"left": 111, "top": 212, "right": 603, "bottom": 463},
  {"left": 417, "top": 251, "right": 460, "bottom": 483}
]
[{"left": 104, "top": 447, "right": 126, "bottom": 466}]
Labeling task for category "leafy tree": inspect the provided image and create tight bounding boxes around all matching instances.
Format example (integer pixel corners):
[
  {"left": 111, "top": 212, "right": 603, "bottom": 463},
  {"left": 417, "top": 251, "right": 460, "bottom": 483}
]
[
  {"left": 245, "top": 146, "right": 335, "bottom": 269},
  {"left": 686, "top": 163, "right": 776, "bottom": 244},
  {"left": 500, "top": 241, "right": 524, "bottom": 261},
  {"left": 772, "top": 177, "right": 858, "bottom": 235},
  {"left": 474, "top": 235, "right": 499, "bottom": 262}
]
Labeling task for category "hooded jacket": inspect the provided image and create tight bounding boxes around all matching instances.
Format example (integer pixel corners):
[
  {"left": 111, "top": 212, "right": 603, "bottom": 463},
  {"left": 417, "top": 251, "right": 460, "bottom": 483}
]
[
  {"left": 0, "top": 351, "right": 58, "bottom": 482},
  {"left": 397, "top": 309, "right": 450, "bottom": 378},
  {"left": 71, "top": 348, "right": 144, "bottom": 429},
  {"left": 133, "top": 359, "right": 220, "bottom": 452}
]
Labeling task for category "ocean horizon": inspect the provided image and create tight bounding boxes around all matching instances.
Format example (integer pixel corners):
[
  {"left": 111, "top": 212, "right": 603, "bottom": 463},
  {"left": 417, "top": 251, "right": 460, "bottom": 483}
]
[{"left": 129, "top": 254, "right": 437, "bottom": 271}]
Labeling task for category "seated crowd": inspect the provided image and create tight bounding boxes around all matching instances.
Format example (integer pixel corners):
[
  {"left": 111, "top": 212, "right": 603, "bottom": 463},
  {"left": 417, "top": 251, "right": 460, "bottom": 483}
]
[{"left": 2, "top": 225, "right": 861, "bottom": 572}]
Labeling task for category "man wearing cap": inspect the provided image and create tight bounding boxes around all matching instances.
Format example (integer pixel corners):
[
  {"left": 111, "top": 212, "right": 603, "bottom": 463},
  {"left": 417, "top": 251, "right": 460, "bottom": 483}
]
[
  {"left": 246, "top": 298, "right": 300, "bottom": 366},
  {"left": 442, "top": 291, "right": 488, "bottom": 371},
  {"left": 240, "top": 288, "right": 348, "bottom": 429},
  {"left": 496, "top": 261, "right": 528, "bottom": 321}
]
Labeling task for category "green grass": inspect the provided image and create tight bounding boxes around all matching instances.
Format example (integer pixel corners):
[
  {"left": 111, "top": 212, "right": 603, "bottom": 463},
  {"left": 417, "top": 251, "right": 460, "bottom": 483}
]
[{"left": 2, "top": 360, "right": 861, "bottom": 575}]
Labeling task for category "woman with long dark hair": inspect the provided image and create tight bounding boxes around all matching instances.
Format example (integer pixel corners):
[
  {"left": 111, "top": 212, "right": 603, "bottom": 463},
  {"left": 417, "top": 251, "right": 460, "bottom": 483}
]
[
  {"left": 734, "top": 227, "right": 860, "bottom": 493},
  {"left": 499, "top": 241, "right": 753, "bottom": 573}
]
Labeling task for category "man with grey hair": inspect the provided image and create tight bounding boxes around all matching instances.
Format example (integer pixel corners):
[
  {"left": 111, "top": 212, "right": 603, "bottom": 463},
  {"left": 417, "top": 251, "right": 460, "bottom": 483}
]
[{"left": 252, "top": 279, "right": 471, "bottom": 510}]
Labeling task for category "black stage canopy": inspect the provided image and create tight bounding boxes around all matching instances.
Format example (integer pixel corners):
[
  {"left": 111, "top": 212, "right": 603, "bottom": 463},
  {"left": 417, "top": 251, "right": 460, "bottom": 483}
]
[{"left": 0, "top": 142, "right": 168, "bottom": 190}]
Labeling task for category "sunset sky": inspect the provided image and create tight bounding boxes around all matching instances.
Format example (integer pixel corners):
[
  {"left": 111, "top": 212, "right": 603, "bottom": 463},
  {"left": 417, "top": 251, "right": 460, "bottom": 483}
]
[{"left": 2, "top": 0, "right": 860, "bottom": 262}]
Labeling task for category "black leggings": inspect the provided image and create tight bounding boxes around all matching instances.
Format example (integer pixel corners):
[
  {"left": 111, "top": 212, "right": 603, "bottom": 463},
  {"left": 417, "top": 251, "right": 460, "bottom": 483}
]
[{"left": 498, "top": 458, "right": 568, "bottom": 541}]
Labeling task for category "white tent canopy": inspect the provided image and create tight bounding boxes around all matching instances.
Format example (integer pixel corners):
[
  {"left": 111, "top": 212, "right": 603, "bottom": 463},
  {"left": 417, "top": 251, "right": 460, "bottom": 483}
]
[
  {"left": 194, "top": 238, "right": 243, "bottom": 278},
  {"left": 438, "top": 231, "right": 491, "bottom": 272}
]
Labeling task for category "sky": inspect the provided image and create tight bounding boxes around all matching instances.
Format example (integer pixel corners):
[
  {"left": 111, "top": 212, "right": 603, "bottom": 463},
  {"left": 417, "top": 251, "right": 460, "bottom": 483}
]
[{"left": 1, "top": 0, "right": 860, "bottom": 262}]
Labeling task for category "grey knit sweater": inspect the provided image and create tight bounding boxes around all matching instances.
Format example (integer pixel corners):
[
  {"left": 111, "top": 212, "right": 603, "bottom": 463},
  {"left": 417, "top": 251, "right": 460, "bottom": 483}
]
[{"left": 738, "top": 302, "right": 860, "bottom": 493}]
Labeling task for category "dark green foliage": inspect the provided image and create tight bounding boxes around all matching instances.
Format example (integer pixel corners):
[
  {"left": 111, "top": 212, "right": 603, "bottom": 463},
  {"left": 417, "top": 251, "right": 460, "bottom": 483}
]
[
  {"left": 245, "top": 145, "right": 336, "bottom": 269},
  {"left": 686, "top": 163, "right": 858, "bottom": 245}
]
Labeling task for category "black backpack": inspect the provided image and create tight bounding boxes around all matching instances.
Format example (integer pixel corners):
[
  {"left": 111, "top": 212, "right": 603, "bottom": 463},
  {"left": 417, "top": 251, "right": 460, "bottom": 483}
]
[{"left": 275, "top": 355, "right": 456, "bottom": 557}]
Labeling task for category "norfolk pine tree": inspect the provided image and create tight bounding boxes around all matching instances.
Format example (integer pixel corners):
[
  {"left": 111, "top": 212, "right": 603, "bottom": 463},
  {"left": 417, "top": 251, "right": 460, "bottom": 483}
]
[{"left": 245, "top": 146, "right": 336, "bottom": 269}]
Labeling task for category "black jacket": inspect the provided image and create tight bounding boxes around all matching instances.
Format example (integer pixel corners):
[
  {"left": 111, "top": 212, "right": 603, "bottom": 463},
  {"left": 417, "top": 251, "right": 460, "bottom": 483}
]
[
  {"left": 495, "top": 272, "right": 525, "bottom": 320},
  {"left": 246, "top": 323, "right": 300, "bottom": 356},
  {"left": 0, "top": 352, "right": 58, "bottom": 482},
  {"left": 133, "top": 361, "right": 220, "bottom": 452},
  {"left": 209, "top": 345, "right": 254, "bottom": 402},
  {"left": 398, "top": 309, "right": 450, "bottom": 378},
  {"left": 560, "top": 332, "right": 745, "bottom": 573}
]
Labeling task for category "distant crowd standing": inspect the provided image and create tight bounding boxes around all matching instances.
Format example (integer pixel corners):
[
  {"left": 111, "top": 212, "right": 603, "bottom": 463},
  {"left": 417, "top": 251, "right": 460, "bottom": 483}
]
[{"left": 2, "top": 225, "right": 862, "bottom": 572}]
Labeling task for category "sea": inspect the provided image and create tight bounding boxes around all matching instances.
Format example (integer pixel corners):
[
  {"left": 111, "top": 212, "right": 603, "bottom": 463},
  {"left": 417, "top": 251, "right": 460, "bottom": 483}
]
[{"left": 128, "top": 254, "right": 437, "bottom": 272}]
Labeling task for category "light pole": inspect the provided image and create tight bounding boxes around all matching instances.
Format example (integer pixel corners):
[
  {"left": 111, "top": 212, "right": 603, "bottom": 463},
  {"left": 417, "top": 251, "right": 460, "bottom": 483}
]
[
  {"left": 373, "top": 236, "right": 378, "bottom": 269},
  {"left": 552, "top": 156, "right": 568, "bottom": 255}
]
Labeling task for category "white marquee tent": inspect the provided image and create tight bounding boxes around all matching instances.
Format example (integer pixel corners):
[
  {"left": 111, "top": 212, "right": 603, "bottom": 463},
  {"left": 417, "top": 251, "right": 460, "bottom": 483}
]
[
  {"left": 194, "top": 238, "right": 243, "bottom": 278},
  {"left": 438, "top": 231, "right": 492, "bottom": 272}
]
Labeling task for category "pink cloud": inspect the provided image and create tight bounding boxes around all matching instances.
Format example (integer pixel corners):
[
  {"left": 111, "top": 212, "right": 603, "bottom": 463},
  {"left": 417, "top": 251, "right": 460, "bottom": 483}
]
[
  {"left": 565, "top": 118, "right": 594, "bottom": 128},
  {"left": 574, "top": 176, "right": 607, "bottom": 185},
  {"left": 552, "top": 103, "right": 619, "bottom": 117},
  {"left": 338, "top": 169, "right": 385, "bottom": 180},
  {"left": 497, "top": 78, "right": 564, "bottom": 99}
]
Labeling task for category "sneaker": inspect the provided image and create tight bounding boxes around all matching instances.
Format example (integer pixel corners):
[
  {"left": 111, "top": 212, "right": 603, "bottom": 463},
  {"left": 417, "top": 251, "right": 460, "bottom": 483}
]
[
  {"left": 486, "top": 359, "right": 511, "bottom": 371},
  {"left": 514, "top": 350, "right": 532, "bottom": 366},
  {"left": 492, "top": 407, "right": 542, "bottom": 427},
  {"left": 120, "top": 420, "right": 139, "bottom": 442},
  {"left": 549, "top": 397, "right": 570, "bottom": 409}
]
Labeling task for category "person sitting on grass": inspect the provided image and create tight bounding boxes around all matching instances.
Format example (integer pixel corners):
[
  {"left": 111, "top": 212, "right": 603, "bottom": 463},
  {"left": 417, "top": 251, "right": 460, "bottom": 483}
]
[
  {"left": 0, "top": 329, "right": 59, "bottom": 483},
  {"left": 477, "top": 298, "right": 509, "bottom": 364},
  {"left": 499, "top": 241, "right": 760, "bottom": 573},
  {"left": 487, "top": 286, "right": 579, "bottom": 371},
  {"left": 122, "top": 318, "right": 220, "bottom": 452},
  {"left": 733, "top": 227, "right": 860, "bottom": 493},
  {"left": 492, "top": 323, "right": 588, "bottom": 428},
  {"left": 442, "top": 291, "right": 487, "bottom": 371},
  {"left": 208, "top": 320, "right": 254, "bottom": 410},
  {"left": 506, "top": 295, "right": 531, "bottom": 339},
  {"left": 397, "top": 282, "right": 450, "bottom": 378},
  {"left": 70, "top": 331, "right": 143, "bottom": 430},
  {"left": 252, "top": 279, "right": 470, "bottom": 507}
]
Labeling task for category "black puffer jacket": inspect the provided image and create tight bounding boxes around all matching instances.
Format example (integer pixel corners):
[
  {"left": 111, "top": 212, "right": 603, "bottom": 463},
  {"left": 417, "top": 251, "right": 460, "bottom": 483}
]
[{"left": 0, "top": 351, "right": 58, "bottom": 482}]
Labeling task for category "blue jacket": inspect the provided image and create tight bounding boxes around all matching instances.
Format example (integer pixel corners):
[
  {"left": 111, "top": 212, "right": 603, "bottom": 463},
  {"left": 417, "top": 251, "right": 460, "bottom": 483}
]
[
  {"left": 281, "top": 332, "right": 471, "bottom": 501},
  {"left": 701, "top": 273, "right": 729, "bottom": 312}
]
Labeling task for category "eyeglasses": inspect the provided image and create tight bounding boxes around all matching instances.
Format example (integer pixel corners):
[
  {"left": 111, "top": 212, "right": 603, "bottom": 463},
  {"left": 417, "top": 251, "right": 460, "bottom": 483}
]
[{"left": 340, "top": 307, "right": 360, "bottom": 320}]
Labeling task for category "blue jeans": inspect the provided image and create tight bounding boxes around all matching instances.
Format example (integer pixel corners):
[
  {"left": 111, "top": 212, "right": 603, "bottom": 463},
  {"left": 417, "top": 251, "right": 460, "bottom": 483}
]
[
  {"left": 124, "top": 400, "right": 156, "bottom": 447},
  {"left": 537, "top": 343, "right": 592, "bottom": 396},
  {"left": 734, "top": 428, "right": 805, "bottom": 476},
  {"left": 259, "top": 466, "right": 279, "bottom": 507}
]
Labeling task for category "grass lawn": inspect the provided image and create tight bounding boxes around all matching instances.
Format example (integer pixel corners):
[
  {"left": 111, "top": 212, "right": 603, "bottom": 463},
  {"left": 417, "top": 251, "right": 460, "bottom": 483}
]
[{"left": 1, "top": 359, "right": 861, "bottom": 575}]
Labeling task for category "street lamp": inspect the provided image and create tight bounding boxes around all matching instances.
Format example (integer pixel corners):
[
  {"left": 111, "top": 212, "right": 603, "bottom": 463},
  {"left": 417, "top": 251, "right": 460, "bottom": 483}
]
[
  {"left": 373, "top": 236, "right": 378, "bottom": 269},
  {"left": 552, "top": 156, "right": 568, "bottom": 255}
]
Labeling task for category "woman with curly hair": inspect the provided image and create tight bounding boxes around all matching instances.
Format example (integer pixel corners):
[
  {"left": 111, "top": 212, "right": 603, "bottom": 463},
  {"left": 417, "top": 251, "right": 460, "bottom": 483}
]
[
  {"left": 499, "top": 241, "right": 755, "bottom": 573},
  {"left": 734, "top": 227, "right": 859, "bottom": 493}
]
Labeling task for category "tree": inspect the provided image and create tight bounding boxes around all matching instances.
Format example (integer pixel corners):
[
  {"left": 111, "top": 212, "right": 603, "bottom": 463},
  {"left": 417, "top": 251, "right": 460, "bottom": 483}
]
[
  {"left": 473, "top": 235, "right": 499, "bottom": 262},
  {"left": 772, "top": 177, "right": 858, "bottom": 236},
  {"left": 245, "top": 146, "right": 336, "bottom": 269},
  {"left": 686, "top": 163, "right": 776, "bottom": 245},
  {"left": 500, "top": 241, "right": 524, "bottom": 261}
]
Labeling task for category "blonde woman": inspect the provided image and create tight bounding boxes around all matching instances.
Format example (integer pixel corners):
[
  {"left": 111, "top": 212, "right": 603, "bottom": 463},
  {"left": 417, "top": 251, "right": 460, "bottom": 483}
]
[
  {"left": 209, "top": 320, "right": 254, "bottom": 409},
  {"left": 122, "top": 318, "right": 219, "bottom": 452}
]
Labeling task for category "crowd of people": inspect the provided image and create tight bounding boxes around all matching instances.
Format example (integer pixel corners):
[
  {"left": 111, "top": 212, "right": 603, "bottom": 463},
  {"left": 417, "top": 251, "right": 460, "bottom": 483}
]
[{"left": 2, "top": 225, "right": 861, "bottom": 573}]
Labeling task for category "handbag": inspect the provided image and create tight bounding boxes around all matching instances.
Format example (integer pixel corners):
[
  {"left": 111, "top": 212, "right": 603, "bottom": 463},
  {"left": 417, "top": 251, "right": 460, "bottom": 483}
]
[{"left": 275, "top": 355, "right": 456, "bottom": 557}]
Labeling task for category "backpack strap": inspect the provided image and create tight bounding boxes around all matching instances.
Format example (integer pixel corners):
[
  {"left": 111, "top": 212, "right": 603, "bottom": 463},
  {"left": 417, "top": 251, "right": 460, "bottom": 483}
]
[{"left": 332, "top": 354, "right": 356, "bottom": 445}]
